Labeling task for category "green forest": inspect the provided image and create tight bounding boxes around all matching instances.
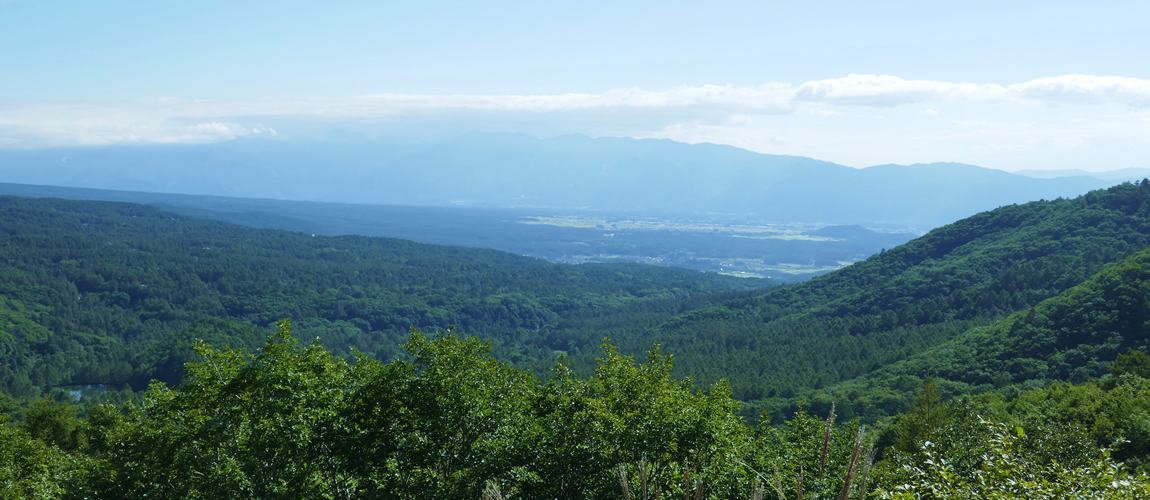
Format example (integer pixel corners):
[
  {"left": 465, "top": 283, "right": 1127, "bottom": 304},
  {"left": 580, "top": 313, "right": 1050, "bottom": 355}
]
[
  {"left": 7, "top": 182, "right": 1150, "bottom": 497},
  {"left": 0, "top": 195, "right": 767, "bottom": 400}
]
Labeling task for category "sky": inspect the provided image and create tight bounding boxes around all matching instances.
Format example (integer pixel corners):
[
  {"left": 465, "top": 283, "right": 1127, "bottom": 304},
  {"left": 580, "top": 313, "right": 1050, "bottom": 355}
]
[{"left": 1, "top": 0, "right": 1149, "bottom": 171}]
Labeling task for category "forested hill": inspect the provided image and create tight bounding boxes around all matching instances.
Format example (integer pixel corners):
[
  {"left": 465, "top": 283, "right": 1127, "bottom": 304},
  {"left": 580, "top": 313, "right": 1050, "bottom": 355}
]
[
  {"left": 8, "top": 181, "right": 1150, "bottom": 416},
  {"left": 813, "top": 244, "right": 1150, "bottom": 422},
  {"left": 0, "top": 196, "right": 769, "bottom": 399},
  {"left": 541, "top": 181, "right": 1150, "bottom": 404}
]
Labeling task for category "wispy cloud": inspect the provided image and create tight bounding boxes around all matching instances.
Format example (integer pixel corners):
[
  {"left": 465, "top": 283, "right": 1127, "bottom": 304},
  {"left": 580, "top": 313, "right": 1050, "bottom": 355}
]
[
  {"left": 1, "top": 74, "right": 1149, "bottom": 149},
  {"left": 792, "top": 74, "right": 1150, "bottom": 107},
  {"left": 0, "top": 103, "right": 260, "bottom": 146},
  {"left": 145, "top": 84, "right": 799, "bottom": 117},
  {"left": 793, "top": 74, "right": 1002, "bottom": 107},
  {"left": 1007, "top": 75, "right": 1150, "bottom": 106}
]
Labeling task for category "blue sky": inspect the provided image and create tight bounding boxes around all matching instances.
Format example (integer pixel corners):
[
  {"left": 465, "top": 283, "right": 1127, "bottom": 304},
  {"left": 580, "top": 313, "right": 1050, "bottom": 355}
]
[{"left": 1, "top": 0, "right": 1148, "bottom": 171}]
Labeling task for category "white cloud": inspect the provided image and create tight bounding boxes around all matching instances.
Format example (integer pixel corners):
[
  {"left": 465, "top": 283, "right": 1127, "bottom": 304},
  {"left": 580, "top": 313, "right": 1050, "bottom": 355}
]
[
  {"left": 1, "top": 74, "right": 1149, "bottom": 150},
  {"left": 0, "top": 103, "right": 271, "bottom": 146},
  {"left": 793, "top": 74, "right": 1003, "bottom": 107},
  {"left": 156, "top": 84, "right": 797, "bottom": 117},
  {"left": 725, "top": 114, "right": 754, "bottom": 126},
  {"left": 1006, "top": 75, "right": 1150, "bottom": 106},
  {"left": 357, "top": 84, "right": 798, "bottom": 113},
  {"left": 791, "top": 74, "right": 1150, "bottom": 108}
]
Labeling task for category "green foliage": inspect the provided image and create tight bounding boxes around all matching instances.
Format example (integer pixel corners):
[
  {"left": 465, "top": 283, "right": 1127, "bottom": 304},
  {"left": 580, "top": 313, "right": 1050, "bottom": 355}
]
[
  {"left": 892, "top": 379, "right": 952, "bottom": 454},
  {"left": 368, "top": 328, "right": 539, "bottom": 498},
  {"left": 22, "top": 395, "right": 83, "bottom": 451},
  {"left": 85, "top": 319, "right": 357, "bottom": 498},
  {"left": 745, "top": 406, "right": 876, "bottom": 499},
  {"left": 1004, "top": 374, "right": 1150, "bottom": 473},
  {"left": 66, "top": 322, "right": 756, "bottom": 499},
  {"left": 878, "top": 419, "right": 1150, "bottom": 499},
  {"left": 5, "top": 323, "right": 1150, "bottom": 498},
  {"left": 1110, "top": 349, "right": 1150, "bottom": 378},
  {"left": 569, "top": 342, "right": 748, "bottom": 499},
  {"left": 0, "top": 409, "right": 92, "bottom": 499}
]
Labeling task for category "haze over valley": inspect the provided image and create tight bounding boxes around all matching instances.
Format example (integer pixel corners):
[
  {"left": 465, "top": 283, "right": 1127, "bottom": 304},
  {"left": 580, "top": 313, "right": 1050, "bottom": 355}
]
[{"left": 0, "top": 133, "right": 1127, "bottom": 280}]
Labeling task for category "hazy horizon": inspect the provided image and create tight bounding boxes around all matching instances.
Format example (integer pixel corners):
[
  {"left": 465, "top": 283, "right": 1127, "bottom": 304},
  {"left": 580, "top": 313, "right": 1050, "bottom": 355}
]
[{"left": 2, "top": 0, "right": 1148, "bottom": 173}]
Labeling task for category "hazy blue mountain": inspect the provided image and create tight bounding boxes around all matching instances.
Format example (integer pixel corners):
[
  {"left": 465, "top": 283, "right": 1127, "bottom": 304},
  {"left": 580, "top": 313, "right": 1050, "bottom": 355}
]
[
  {"left": 809, "top": 224, "right": 875, "bottom": 238},
  {"left": 0, "top": 137, "right": 428, "bottom": 201},
  {"left": 756, "top": 162, "right": 1114, "bottom": 226},
  {"left": 1015, "top": 167, "right": 1150, "bottom": 182},
  {"left": 0, "top": 133, "right": 1116, "bottom": 226}
]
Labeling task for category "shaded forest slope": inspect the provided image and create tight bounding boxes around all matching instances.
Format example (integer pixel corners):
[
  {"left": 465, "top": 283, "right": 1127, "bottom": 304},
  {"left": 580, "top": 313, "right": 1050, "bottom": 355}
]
[
  {"left": 808, "top": 244, "right": 1150, "bottom": 422},
  {"left": 0, "top": 196, "right": 769, "bottom": 398}
]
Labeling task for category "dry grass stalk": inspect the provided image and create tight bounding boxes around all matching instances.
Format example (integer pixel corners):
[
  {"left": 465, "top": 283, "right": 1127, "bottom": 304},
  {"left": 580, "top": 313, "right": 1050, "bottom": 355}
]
[
  {"left": 483, "top": 480, "right": 504, "bottom": 500},
  {"left": 772, "top": 466, "right": 785, "bottom": 500},
  {"left": 837, "top": 427, "right": 867, "bottom": 500},
  {"left": 856, "top": 446, "right": 875, "bottom": 500},
  {"left": 684, "top": 462, "right": 690, "bottom": 500},
  {"left": 619, "top": 464, "right": 632, "bottom": 500},
  {"left": 640, "top": 459, "right": 649, "bottom": 500},
  {"left": 818, "top": 404, "right": 836, "bottom": 483},
  {"left": 796, "top": 468, "right": 804, "bottom": 500}
]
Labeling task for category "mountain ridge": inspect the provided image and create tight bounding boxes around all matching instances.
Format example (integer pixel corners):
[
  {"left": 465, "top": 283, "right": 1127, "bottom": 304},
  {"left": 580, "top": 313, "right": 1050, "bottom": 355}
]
[{"left": 0, "top": 133, "right": 1117, "bottom": 226}]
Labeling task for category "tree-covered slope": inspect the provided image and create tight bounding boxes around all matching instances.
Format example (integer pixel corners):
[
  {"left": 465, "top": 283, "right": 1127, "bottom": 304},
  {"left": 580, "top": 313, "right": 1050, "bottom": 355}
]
[
  {"left": 540, "top": 181, "right": 1150, "bottom": 403},
  {"left": 892, "top": 245, "right": 1150, "bottom": 387},
  {"left": 808, "top": 244, "right": 1150, "bottom": 422},
  {"left": 0, "top": 196, "right": 769, "bottom": 398},
  {"left": 8, "top": 181, "right": 1150, "bottom": 415}
]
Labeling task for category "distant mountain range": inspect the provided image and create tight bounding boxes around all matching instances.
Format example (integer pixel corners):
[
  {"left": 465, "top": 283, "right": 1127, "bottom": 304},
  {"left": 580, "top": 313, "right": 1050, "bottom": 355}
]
[
  {"left": 0, "top": 133, "right": 1124, "bottom": 227},
  {"left": 1013, "top": 167, "right": 1150, "bottom": 182}
]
